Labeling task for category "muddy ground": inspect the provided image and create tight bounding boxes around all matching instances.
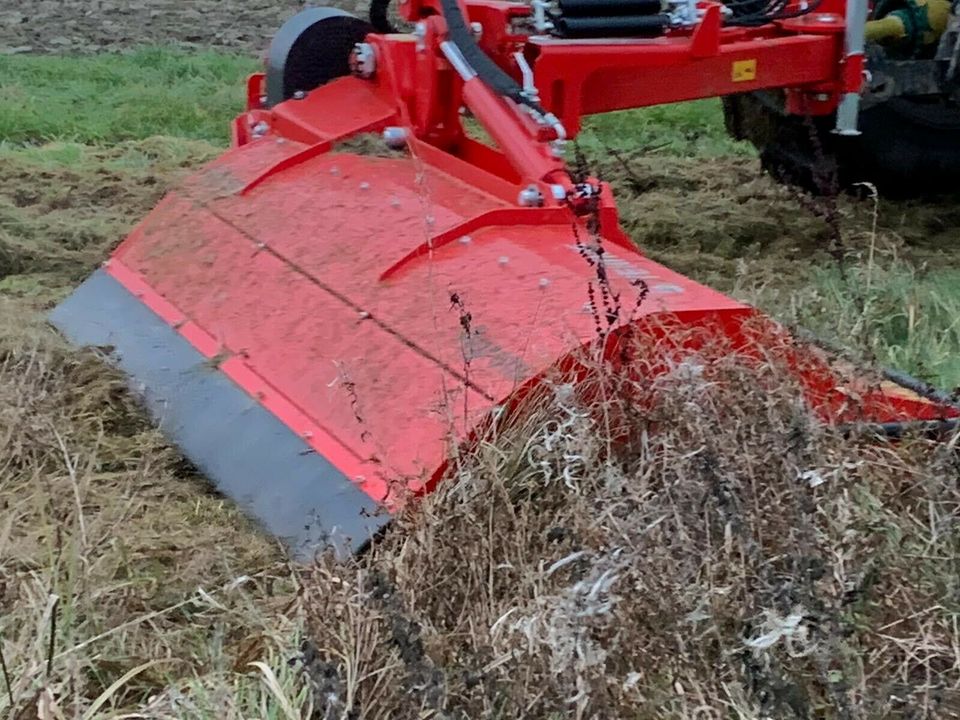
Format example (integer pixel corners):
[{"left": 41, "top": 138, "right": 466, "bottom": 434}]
[{"left": 0, "top": 0, "right": 368, "bottom": 55}]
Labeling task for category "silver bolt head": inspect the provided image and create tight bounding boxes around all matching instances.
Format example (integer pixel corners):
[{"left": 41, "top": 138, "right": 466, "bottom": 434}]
[
  {"left": 352, "top": 42, "right": 377, "bottom": 78},
  {"left": 518, "top": 185, "right": 543, "bottom": 207},
  {"left": 292, "top": 90, "right": 307, "bottom": 100},
  {"left": 382, "top": 126, "right": 408, "bottom": 149}
]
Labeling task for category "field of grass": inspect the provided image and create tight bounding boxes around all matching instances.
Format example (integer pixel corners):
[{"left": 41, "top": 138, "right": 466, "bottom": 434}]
[
  {"left": 2, "top": 46, "right": 959, "bottom": 718},
  {"left": 0, "top": 50, "right": 258, "bottom": 144}
]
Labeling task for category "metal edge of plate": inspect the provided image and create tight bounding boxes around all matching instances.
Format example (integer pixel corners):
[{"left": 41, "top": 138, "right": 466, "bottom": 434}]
[{"left": 49, "top": 269, "right": 391, "bottom": 561}]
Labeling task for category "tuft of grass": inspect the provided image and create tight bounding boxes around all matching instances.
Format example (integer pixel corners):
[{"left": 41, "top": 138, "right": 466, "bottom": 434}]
[
  {"left": 299, "top": 335, "right": 960, "bottom": 718},
  {"left": 764, "top": 261, "right": 960, "bottom": 390},
  {"left": 580, "top": 98, "right": 754, "bottom": 157},
  {"left": 0, "top": 48, "right": 258, "bottom": 145}
]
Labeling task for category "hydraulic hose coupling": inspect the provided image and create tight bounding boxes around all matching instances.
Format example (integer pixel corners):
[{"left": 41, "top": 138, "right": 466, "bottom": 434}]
[{"left": 350, "top": 42, "right": 377, "bottom": 78}]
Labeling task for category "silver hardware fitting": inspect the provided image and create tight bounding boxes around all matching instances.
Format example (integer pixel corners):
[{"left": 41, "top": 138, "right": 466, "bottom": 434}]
[
  {"left": 514, "top": 51, "right": 540, "bottom": 104},
  {"left": 549, "top": 184, "right": 567, "bottom": 201},
  {"left": 440, "top": 41, "right": 478, "bottom": 80},
  {"left": 544, "top": 112, "right": 566, "bottom": 141},
  {"left": 833, "top": 0, "right": 867, "bottom": 135},
  {"left": 531, "top": 0, "right": 555, "bottom": 33},
  {"left": 666, "top": 0, "right": 698, "bottom": 27},
  {"left": 572, "top": 182, "right": 600, "bottom": 200},
  {"left": 471, "top": 21, "right": 483, "bottom": 38},
  {"left": 382, "top": 126, "right": 408, "bottom": 149},
  {"left": 666, "top": 0, "right": 731, "bottom": 27},
  {"left": 413, "top": 21, "right": 427, "bottom": 51},
  {"left": 518, "top": 185, "right": 544, "bottom": 207},
  {"left": 352, "top": 42, "right": 377, "bottom": 78},
  {"left": 251, "top": 121, "right": 269, "bottom": 138}
]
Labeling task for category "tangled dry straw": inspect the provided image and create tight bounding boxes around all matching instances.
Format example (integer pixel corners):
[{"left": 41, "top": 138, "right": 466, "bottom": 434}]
[{"left": 302, "top": 330, "right": 960, "bottom": 719}]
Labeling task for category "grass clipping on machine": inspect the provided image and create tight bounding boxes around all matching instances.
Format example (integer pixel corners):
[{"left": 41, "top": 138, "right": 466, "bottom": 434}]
[{"left": 302, "top": 330, "right": 960, "bottom": 719}]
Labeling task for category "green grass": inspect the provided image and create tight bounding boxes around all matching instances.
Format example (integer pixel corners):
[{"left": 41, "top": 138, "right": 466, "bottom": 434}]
[
  {"left": 772, "top": 262, "right": 960, "bottom": 390},
  {"left": 580, "top": 99, "right": 753, "bottom": 157},
  {"left": 0, "top": 48, "right": 258, "bottom": 145},
  {"left": 0, "top": 48, "right": 746, "bottom": 156}
]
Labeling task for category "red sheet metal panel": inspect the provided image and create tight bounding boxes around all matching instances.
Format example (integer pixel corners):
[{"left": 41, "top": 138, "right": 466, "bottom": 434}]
[{"left": 107, "top": 137, "right": 756, "bottom": 501}]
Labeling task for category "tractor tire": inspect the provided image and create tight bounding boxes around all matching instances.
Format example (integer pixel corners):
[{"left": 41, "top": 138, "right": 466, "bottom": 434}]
[
  {"left": 722, "top": 90, "right": 960, "bottom": 198},
  {"left": 264, "top": 8, "right": 374, "bottom": 107}
]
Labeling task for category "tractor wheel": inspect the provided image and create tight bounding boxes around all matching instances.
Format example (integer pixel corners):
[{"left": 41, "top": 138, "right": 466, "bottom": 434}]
[
  {"left": 722, "top": 90, "right": 960, "bottom": 197},
  {"left": 264, "top": 8, "right": 374, "bottom": 107}
]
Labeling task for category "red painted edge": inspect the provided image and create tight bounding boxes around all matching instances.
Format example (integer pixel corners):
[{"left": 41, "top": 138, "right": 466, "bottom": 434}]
[{"left": 102, "top": 259, "right": 389, "bottom": 504}]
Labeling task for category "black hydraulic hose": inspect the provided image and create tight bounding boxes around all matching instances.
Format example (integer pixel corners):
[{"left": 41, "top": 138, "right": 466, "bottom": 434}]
[
  {"left": 558, "top": 0, "right": 664, "bottom": 17},
  {"left": 438, "top": 0, "right": 548, "bottom": 116},
  {"left": 369, "top": 0, "right": 397, "bottom": 33},
  {"left": 725, "top": 0, "right": 824, "bottom": 26},
  {"left": 554, "top": 14, "right": 670, "bottom": 37},
  {"left": 848, "top": 418, "right": 959, "bottom": 440}
]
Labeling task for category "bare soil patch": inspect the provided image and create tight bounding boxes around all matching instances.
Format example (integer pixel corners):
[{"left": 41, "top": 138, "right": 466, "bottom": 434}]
[{"left": 0, "top": 0, "right": 363, "bottom": 56}]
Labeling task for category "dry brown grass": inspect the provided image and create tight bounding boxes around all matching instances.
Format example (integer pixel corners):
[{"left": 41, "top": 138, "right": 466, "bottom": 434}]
[
  {"left": 300, "top": 330, "right": 960, "bottom": 719},
  {"left": 0, "top": 141, "right": 310, "bottom": 719}
]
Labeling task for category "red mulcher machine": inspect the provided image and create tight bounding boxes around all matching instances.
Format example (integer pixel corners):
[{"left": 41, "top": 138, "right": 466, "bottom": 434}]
[{"left": 51, "top": 0, "right": 958, "bottom": 558}]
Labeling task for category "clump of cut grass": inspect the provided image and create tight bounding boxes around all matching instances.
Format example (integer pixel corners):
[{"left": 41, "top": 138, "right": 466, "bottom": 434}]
[
  {"left": 299, "top": 324, "right": 960, "bottom": 718},
  {"left": 0, "top": 304, "right": 312, "bottom": 718},
  {"left": 0, "top": 138, "right": 217, "bottom": 301}
]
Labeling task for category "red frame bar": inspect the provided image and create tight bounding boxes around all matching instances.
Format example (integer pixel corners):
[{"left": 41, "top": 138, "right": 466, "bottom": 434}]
[{"left": 530, "top": 32, "right": 841, "bottom": 135}]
